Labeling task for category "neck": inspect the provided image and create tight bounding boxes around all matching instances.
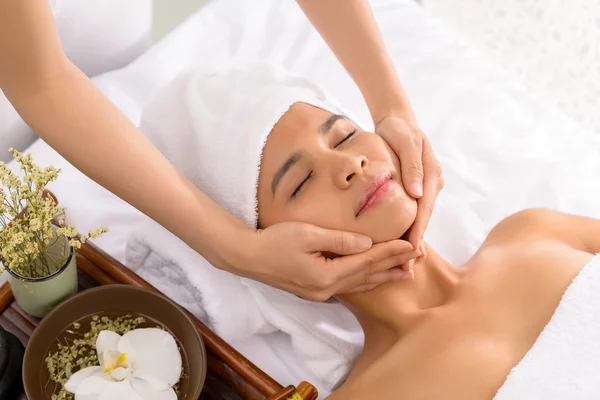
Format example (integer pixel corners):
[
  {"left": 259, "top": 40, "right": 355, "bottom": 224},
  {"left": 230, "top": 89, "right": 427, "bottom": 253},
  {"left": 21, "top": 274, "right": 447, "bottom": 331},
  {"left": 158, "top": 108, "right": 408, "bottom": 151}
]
[{"left": 338, "top": 244, "right": 462, "bottom": 365}]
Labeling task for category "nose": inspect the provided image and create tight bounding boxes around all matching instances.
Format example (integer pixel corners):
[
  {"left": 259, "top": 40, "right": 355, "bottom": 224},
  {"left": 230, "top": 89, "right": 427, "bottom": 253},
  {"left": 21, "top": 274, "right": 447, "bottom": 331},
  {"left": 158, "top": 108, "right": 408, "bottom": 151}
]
[{"left": 332, "top": 152, "right": 368, "bottom": 189}]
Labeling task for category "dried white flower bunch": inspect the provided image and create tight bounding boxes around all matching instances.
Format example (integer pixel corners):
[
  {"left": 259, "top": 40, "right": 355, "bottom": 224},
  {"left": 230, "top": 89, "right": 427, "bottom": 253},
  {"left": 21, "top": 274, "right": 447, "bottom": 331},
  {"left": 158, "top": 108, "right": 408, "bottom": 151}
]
[{"left": 0, "top": 148, "right": 107, "bottom": 278}]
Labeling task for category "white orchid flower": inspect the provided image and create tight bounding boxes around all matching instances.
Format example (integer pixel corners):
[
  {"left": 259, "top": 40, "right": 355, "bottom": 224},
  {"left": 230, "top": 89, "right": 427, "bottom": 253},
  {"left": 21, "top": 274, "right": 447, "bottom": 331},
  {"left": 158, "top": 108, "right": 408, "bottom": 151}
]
[{"left": 64, "top": 328, "right": 182, "bottom": 399}]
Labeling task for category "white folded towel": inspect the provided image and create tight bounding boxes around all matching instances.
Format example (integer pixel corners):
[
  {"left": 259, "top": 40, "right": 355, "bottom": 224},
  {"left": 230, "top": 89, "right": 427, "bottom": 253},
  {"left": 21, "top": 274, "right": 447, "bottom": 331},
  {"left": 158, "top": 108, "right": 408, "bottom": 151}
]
[
  {"left": 494, "top": 254, "right": 600, "bottom": 399},
  {"left": 129, "top": 62, "right": 366, "bottom": 389},
  {"left": 126, "top": 219, "right": 274, "bottom": 341}
]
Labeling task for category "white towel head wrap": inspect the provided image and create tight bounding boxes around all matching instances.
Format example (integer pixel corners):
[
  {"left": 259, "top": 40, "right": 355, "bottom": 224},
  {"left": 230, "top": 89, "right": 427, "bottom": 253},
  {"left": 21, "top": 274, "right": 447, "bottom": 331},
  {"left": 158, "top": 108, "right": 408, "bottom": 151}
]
[{"left": 139, "top": 61, "right": 362, "bottom": 228}]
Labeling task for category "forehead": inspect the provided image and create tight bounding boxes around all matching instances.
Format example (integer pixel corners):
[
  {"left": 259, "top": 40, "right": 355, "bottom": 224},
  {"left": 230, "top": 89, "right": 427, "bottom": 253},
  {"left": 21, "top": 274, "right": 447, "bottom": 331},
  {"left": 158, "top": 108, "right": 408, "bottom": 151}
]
[
  {"left": 262, "top": 102, "right": 332, "bottom": 162},
  {"left": 271, "top": 102, "right": 333, "bottom": 141}
]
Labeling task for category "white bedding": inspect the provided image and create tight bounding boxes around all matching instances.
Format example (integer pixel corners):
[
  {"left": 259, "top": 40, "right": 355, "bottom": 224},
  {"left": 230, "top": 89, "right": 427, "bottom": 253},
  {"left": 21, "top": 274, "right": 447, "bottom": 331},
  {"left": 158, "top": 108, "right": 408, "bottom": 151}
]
[{"left": 2, "top": 0, "right": 600, "bottom": 396}]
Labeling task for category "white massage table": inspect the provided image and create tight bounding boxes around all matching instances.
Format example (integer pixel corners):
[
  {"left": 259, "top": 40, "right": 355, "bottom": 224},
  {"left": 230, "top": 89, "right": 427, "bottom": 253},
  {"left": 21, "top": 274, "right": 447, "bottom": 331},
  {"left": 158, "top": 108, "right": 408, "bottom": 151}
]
[{"left": 2, "top": 0, "right": 600, "bottom": 396}]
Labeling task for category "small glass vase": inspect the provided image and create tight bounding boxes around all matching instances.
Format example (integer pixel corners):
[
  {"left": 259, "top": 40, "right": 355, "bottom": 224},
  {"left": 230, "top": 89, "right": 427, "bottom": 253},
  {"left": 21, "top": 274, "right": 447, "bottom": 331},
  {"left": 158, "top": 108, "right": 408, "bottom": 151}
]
[{"left": 6, "top": 225, "right": 78, "bottom": 318}]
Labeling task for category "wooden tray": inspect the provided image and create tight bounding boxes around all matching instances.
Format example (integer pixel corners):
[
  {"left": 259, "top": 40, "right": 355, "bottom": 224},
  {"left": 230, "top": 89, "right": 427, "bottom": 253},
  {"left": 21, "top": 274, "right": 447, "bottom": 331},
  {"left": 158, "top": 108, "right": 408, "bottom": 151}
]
[{"left": 0, "top": 240, "right": 318, "bottom": 400}]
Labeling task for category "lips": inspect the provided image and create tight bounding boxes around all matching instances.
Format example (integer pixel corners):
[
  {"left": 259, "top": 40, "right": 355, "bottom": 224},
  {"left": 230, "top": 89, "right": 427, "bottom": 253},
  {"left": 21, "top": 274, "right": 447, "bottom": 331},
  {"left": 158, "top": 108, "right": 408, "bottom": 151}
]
[{"left": 357, "top": 172, "right": 394, "bottom": 216}]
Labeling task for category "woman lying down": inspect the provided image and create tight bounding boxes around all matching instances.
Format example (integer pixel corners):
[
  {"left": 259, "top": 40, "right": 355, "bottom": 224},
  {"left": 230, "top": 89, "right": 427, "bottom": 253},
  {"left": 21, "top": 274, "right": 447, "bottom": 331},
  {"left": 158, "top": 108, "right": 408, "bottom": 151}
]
[{"left": 140, "top": 62, "right": 600, "bottom": 399}]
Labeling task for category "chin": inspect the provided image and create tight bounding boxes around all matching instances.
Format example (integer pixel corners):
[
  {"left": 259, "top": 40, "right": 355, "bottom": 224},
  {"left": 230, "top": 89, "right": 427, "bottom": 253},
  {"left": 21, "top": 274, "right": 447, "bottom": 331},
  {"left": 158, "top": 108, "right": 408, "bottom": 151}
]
[{"left": 364, "top": 199, "right": 417, "bottom": 244}]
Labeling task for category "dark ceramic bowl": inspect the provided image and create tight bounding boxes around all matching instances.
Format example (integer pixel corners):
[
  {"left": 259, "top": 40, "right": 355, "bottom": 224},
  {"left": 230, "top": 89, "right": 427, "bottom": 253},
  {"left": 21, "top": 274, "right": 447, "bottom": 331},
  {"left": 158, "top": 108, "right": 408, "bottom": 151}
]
[{"left": 23, "top": 285, "right": 206, "bottom": 399}]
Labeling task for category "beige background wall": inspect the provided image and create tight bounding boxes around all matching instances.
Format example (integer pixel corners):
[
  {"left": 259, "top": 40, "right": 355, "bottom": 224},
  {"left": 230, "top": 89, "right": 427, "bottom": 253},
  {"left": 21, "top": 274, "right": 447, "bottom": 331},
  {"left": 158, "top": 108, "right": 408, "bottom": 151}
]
[{"left": 152, "top": 0, "right": 211, "bottom": 41}]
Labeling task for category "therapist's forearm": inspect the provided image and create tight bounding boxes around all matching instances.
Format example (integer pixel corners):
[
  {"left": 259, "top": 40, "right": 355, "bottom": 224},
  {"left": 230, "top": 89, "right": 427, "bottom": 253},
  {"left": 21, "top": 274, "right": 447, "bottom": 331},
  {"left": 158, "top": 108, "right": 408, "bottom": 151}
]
[
  {"left": 296, "top": 0, "right": 416, "bottom": 124},
  {"left": 4, "top": 65, "right": 253, "bottom": 272},
  {"left": 0, "top": 0, "right": 251, "bottom": 272},
  {"left": 3, "top": 64, "right": 251, "bottom": 272}
]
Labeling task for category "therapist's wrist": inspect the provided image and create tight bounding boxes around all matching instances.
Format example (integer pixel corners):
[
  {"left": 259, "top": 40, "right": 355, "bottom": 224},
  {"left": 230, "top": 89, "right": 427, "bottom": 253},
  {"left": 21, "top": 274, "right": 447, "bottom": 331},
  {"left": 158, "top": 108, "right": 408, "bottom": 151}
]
[
  {"left": 169, "top": 184, "right": 259, "bottom": 278},
  {"left": 219, "top": 226, "right": 282, "bottom": 284},
  {"left": 369, "top": 90, "right": 417, "bottom": 129},
  {"left": 209, "top": 221, "right": 258, "bottom": 277}
]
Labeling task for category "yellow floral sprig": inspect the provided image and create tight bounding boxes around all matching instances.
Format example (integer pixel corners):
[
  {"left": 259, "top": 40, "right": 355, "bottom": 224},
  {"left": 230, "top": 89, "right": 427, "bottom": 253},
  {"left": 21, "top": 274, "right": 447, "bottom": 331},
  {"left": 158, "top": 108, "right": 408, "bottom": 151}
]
[{"left": 0, "top": 148, "right": 108, "bottom": 279}]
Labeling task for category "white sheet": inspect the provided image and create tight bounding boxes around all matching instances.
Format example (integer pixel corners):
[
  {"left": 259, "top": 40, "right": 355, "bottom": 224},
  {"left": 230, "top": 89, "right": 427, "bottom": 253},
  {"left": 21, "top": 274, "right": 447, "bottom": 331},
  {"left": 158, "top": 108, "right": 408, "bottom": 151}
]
[{"left": 2, "top": 0, "right": 600, "bottom": 396}]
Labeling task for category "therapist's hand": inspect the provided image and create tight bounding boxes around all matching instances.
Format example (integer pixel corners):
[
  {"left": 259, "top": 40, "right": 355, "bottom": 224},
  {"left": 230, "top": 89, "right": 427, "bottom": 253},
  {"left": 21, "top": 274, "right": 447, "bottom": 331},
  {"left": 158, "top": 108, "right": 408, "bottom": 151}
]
[
  {"left": 375, "top": 115, "right": 444, "bottom": 263},
  {"left": 246, "top": 222, "right": 420, "bottom": 301}
]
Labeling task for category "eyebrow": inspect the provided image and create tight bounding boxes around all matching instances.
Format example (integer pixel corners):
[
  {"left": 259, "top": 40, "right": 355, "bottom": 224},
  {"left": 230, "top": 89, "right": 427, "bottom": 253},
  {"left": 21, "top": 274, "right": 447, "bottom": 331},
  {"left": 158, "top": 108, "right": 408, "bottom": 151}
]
[
  {"left": 320, "top": 114, "right": 346, "bottom": 134},
  {"left": 271, "top": 151, "right": 302, "bottom": 194},
  {"left": 271, "top": 114, "right": 347, "bottom": 195}
]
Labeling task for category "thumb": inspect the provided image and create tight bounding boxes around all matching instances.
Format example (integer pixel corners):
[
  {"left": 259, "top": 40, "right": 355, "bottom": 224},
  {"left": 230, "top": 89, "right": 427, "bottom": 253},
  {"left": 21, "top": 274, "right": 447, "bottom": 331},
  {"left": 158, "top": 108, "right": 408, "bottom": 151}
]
[
  {"left": 400, "top": 141, "right": 424, "bottom": 199},
  {"left": 307, "top": 227, "right": 373, "bottom": 255}
]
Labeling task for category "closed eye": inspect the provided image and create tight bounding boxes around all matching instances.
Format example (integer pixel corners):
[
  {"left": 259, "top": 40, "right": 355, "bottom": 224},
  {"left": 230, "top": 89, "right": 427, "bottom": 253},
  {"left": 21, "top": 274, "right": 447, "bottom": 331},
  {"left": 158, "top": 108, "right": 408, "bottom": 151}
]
[
  {"left": 335, "top": 130, "right": 356, "bottom": 148},
  {"left": 291, "top": 171, "right": 312, "bottom": 198}
]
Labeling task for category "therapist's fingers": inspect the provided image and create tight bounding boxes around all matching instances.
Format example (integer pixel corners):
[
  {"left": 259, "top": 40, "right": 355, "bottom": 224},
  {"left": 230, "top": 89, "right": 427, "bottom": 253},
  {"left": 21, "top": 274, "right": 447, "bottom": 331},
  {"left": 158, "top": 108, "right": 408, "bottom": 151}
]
[
  {"left": 407, "top": 139, "right": 444, "bottom": 250},
  {"left": 297, "top": 239, "right": 416, "bottom": 301},
  {"left": 341, "top": 268, "right": 415, "bottom": 294},
  {"left": 398, "top": 133, "right": 424, "bottom": 199},
  {"left": 376, "top": 116, "right": 425, "bottom": 199},
  {"left": 253, "top": 222, "right": 417, "bottom": 302},
  {"left": 326, "top": 238, "right": 415, "bottom": 278},
  {"left": 305, "top": 225, "right": 374, "bottom": 255},
  {"left": 325, "top": 243, "right": 420, "bottom": 297}
]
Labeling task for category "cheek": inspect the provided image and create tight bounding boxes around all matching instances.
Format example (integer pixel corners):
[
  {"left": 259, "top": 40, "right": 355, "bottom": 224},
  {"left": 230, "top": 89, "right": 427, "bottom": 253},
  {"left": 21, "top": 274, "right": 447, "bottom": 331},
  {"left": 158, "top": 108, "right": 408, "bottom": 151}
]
[
  {"left": 382, "top": 143, "right": 401, "bottom": 172},
  {"left": 359, "top": 134, "right": 400, "bottom": 169},
  {"left": 262, "top": 184, "right": 353, "bottom": 232},
  {"left": 288, "top": 191, "right": 350, "bottom": 231}
]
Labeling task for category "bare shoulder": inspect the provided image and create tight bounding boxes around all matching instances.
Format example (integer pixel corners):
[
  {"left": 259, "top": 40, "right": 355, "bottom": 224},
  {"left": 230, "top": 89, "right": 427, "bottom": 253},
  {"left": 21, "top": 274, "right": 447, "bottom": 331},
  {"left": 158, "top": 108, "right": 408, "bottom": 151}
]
[
  {"left": 486, "top": 208, "right": 559, "bottom": 240},
  {"left": 485, "top": 208, "right": 600, "bottom": 255}
]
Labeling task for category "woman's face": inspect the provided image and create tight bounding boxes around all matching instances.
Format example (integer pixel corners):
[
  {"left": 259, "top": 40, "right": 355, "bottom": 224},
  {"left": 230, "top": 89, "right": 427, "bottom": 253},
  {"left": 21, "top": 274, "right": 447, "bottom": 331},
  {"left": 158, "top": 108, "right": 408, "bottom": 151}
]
[{"left": 257, "top": 103, "right": 417, "bottom": 244}]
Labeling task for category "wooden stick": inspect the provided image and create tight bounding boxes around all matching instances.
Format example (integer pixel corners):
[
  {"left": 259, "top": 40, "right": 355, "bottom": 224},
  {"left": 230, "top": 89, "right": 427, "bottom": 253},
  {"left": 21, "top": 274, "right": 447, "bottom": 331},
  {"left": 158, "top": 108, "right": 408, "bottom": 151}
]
[
  {"left": 75, "top": 253, "right": 118, "bottom": 285},
  {"left": 206, "top": 351, "right": 265, "bottom": 400},
  {"left": 266, "top": 386, "right": 296, "bottom": 400},
  {"left": 266, "top": 383, "right": 318, "bottom": 400}
]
